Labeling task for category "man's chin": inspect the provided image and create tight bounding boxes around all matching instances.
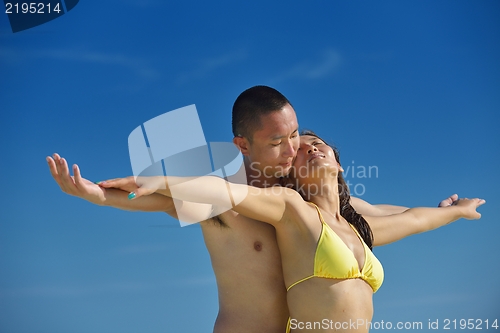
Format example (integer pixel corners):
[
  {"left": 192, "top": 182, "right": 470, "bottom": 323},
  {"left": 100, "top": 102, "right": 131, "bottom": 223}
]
[{"left": 272, "top": 166, "right": 292, "bottom": 179}]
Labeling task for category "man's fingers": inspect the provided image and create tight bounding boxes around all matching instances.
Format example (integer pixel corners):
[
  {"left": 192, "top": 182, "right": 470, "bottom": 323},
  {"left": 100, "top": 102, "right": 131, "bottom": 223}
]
[
  {"left": 47, "top": 156, "right": 60, "bottom": 181},
  {"left": 438, "top": 194, "right": 457, "bottom": 207},
  {"left": 58, "top": 158, "right": 72, "bottom": 182},
  {"left": 73, "top": 164, "right": 83, "bottom": 187},
  {"left": 58, "top": 157, "right": 80, "bottom": 194},
  {"left": 48, "top": 154, "right": 75, "bottom": 193},
  {"left": 53, "top": 153, "right": 63, "bottom": 180}
]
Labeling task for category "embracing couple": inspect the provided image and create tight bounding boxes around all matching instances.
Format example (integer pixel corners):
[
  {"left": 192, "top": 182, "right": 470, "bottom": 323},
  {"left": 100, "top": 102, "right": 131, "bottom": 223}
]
[{"left": 48, "top": 86, "right": 484, "bottom": 333}]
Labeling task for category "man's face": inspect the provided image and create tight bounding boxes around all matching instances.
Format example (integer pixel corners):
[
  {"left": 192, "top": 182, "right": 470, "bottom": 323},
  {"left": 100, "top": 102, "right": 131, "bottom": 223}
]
[{"left": 246, "top": 104, "right": 299, "bottom": 178}]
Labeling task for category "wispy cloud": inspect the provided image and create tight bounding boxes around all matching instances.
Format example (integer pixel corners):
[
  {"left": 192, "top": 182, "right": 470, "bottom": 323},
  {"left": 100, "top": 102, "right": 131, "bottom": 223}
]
[
  {"left": 269, "top": 49, "right": 341, "bottom": 84},
  {"left": 38, "top": 48, "right": 159, "bottom": 79},
  {"left": 0, "top": 46, "right": 159, "bottom": 79},
  {"left": 178, "top": 49, "right": 248, "bottom": 83}
]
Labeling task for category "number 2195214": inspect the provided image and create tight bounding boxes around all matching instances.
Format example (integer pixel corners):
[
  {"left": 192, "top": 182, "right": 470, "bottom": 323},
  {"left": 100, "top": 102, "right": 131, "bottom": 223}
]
[
  {"left": 5, "top": 2, "right": 62, "bottom": 14},
  {"left": 443, "top": 318, "right": 498, "bottom": 330}
]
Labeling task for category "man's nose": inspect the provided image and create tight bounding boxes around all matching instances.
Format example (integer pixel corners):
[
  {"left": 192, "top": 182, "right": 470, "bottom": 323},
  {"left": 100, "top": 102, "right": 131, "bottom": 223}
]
[{"left": 283, "top": 140, "right": 296, "bottom": 157}]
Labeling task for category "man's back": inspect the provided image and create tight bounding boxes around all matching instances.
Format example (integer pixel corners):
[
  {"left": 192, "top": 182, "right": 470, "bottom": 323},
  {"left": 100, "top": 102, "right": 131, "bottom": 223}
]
[{"left": 201, "top": 210, "right": 288, "bottom": 333}]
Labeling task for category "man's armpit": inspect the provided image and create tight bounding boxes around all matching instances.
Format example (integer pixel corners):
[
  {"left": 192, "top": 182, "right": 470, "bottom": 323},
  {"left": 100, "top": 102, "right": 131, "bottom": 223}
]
[{"left": 201, "top": 215, "right": 228, "bottom": 228}]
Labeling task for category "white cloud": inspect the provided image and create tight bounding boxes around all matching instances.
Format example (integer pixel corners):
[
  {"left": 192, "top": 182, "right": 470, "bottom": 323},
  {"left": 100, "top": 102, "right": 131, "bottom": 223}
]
[
  {"left": 37, "top": 48, "right": 159, "bottom": 79},
  {"left": 269, "top": 49, "right": 341, "bottom": 83},
  {"left": 178, "top": 49, "right": 248, "bottom": 83},
  {"left": 0, "top": 46, "right": 159, "bottom": 79}
]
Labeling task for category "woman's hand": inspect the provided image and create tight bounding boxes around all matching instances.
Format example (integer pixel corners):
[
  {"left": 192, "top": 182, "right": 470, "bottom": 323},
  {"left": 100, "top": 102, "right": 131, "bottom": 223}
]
[
  {"left": 99, "top": 176, "right": 165, "bottom": 200},
  {"left": 97, "top": 176, "right": 139, "bottom": 193},
  {"left": 454, "top": 198, "right": 486, "bottom": 220}
]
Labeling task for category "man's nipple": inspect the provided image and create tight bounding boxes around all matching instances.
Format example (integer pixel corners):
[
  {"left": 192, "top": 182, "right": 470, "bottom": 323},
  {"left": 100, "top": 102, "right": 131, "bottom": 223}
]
[{"left": 254, "top": 241, "right": 263, "bottom": 252}]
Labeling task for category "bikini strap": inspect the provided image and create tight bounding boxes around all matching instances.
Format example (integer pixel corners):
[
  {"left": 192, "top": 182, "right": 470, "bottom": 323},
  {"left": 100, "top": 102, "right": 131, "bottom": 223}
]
[
  {"left": 306, "top": 202, "right": 327, "bottom": 225},
  {"left": 286, "top": 275, "right": 315, "bottom": 291}
]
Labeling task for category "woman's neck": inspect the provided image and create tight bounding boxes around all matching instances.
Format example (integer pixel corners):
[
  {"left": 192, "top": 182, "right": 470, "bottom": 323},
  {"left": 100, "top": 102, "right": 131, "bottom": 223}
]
[{"left": 305, "top": 176, "right": 342, "bottom": 219}]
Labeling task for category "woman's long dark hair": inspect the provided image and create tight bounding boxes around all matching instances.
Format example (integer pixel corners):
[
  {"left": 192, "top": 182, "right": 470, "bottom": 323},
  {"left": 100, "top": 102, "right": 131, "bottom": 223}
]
[{"left": 298, "top": 130, "right": 374, "bottom": 250}]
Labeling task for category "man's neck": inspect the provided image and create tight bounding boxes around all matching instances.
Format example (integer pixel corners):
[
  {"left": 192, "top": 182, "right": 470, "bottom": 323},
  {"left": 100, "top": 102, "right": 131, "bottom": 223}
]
[{"left": 243, "top": 157, "right": 281, "bottom": 188}]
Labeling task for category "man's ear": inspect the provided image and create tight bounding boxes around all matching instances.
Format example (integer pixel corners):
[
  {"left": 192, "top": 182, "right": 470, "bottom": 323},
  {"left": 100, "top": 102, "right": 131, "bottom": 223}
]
[{"left": 233, "top": 136, "right": 251, "bottom": 156}]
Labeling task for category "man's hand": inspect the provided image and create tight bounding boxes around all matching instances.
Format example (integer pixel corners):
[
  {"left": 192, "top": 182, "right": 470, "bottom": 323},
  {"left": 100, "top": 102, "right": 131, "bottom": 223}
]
[
  {"left": 438, "top": 194, "right": 459, "bottom": 207},
  {"left": 47, "top": 153, "right": 107, "bottom": 205}
]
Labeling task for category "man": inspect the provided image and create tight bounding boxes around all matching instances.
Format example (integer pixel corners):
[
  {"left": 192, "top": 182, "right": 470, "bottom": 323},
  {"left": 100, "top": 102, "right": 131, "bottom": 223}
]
[{"left": 48, "top": 86, "right": 457, "bottom": 333}]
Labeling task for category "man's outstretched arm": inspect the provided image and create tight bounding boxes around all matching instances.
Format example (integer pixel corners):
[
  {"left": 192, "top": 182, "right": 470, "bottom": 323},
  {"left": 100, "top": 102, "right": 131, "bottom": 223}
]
[{"left": 47, "top": 153, "right": 178, "bottom": 214}]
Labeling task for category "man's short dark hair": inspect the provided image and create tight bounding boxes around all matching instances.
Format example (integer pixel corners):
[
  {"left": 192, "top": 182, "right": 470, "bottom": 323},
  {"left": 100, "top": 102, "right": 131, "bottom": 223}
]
[{"left": 232, "top": 85, "right": 292, "bottom": 141}]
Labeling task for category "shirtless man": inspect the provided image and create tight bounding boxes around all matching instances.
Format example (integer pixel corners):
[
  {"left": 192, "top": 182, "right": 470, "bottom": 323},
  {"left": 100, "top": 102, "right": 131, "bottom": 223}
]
[{"left": 48, "top": 86, "right": 457, "bottom": 333}]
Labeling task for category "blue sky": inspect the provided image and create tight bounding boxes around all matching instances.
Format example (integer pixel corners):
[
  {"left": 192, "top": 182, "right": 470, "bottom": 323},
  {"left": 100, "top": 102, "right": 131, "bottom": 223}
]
[{"left": 1, "top": 1, "right": 499, "bottom": 332}]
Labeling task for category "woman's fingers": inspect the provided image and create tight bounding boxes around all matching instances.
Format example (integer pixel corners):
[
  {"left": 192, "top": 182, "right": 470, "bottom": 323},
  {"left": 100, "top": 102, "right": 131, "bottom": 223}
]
[
  {"left": 98, "top": 178, "right": 127, "bottom": 187},
  {"left": 128, "top": 186, "right": 155, "bottom": 200},
  {"left": 99, "top": 176, "right": 139, "bottom": 193},
  {"left": 128, "top": 177, "right": 164, "bottom": 200}
]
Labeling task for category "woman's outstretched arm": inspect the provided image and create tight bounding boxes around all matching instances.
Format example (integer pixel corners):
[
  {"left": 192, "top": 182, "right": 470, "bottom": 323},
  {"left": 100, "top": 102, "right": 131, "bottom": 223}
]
[
  {"left": 365, "top": 198, "right": 485, "bottom": 246},
  {"left": 351, "top": 194, "right": 460, "bottom": 217},
  {"left": 126, "top": 175, "right": 304, "bottom": 226}
]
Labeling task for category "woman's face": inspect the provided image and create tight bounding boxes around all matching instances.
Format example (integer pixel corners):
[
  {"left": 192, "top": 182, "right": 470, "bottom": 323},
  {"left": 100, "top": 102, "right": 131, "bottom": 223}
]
[{"left": 290, "top": 135, "right": 342, "bottom": 183}]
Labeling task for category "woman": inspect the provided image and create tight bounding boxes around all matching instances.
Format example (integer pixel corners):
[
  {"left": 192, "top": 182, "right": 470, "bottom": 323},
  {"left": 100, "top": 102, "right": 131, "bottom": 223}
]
[{"left": 123, "top": 131, "right": 484, "bottom": 333}]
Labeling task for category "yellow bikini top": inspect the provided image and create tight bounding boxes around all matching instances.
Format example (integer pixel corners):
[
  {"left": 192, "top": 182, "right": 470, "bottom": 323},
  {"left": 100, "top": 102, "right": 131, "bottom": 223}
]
[{"left": 286, "top": 202, "right": 384, "bottom": 293}]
